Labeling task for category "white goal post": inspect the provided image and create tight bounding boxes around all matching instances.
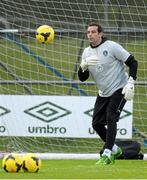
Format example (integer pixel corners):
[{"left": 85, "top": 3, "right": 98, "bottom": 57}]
[{"left": 0, "top": 0, "right": 147, "bottom": 159}]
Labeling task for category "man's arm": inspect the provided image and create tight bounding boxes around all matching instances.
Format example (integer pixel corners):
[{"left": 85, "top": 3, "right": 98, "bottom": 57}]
[
  {"left": 122, "top": 55, "right": 138, "bottom": 101},
  {"left": 78, "top": 53, "right": 98, "bottom": 81},
  {"left": 125, "top": 55, "right": 138, "bottom": 80}
]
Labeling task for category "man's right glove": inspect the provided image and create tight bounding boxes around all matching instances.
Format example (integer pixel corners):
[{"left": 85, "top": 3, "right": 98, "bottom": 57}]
[
  {"left": 80, "top": 57, "right": 98, "bottom": 72},
  {"left": 122, "top": 76, "right": 135, "bottom": 101}
]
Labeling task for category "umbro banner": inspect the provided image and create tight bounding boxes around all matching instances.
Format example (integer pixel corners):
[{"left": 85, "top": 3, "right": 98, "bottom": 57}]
[{"left": 0, "top": 95, "right": 133, "bottom": 138}]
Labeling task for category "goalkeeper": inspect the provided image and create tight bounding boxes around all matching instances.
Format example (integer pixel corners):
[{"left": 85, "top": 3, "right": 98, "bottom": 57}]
[{"left": 78, "top": 22, "right": 138, "bottom": 165}]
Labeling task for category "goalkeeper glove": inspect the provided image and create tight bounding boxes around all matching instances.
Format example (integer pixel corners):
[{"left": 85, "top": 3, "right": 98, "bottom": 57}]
[
  {"left": 80, "top": 58, "right": 98, "bottom": 72},
  {"left": 122, "top": 76, "right": 135, "bottom": 101}
]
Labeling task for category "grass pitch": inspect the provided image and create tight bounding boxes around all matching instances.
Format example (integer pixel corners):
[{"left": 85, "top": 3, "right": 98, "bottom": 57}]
[{"left": 0, "top": 159, "right": 147, "bottom": 179}]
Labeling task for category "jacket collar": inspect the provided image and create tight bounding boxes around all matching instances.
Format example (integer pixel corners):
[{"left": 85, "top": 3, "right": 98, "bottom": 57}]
[{"left": 90, "top": 37, "right": 107, "bottom": 48}]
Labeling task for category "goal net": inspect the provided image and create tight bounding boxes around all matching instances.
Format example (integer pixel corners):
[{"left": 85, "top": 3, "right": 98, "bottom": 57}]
[{"left": 0, "top": 0, "right": 147, "bottom": 159}]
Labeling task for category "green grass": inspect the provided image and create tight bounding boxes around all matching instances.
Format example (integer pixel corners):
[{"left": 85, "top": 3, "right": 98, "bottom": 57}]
[{"left": 0, "top": 159, "right": 147, "bottom": 179}]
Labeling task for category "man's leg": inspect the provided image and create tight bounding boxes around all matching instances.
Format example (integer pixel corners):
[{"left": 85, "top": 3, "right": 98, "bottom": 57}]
[
  {"left": 97, "top": 89, "right": 126, "bottom": 165},
  {"left": 92, "top": 96, "right": 114, "bottom": 165},
  {"left": 92, "top": 95, "right": 109, "bottom": 142},
  {"left": 105, "top": 89, "right": 126, "bottom": 150}
]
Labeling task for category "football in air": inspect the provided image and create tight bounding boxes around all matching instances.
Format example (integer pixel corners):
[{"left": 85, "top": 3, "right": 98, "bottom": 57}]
[{"left": 36, "top": 25, "right": 54, "bottom": 44}]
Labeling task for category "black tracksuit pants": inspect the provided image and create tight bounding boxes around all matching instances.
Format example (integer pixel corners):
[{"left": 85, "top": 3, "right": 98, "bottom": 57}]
[{"left": 92, "top": 88, "right": 126, "bottom": 150}]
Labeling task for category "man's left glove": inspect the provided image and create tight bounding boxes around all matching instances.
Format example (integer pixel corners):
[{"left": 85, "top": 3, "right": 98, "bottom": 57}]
[{"left": 122, "top": 76, "right": 135, "bottom": 101}]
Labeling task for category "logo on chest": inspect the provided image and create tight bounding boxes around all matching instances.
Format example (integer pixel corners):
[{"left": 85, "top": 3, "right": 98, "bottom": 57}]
[
  {"left": 96, "top": 64, "right": 103, "bottom": 72},
  {"left": 103, "top": 50, "right": 108, "bottom": 56}
]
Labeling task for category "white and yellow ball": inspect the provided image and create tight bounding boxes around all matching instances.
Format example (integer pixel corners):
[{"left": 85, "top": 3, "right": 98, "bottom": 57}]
[
  {"left": 36, "top": 25, "right": 54, "bottom": 44},
  {"left": 2, "top": 153, "right": 22, "bottom": 173},
  {"left": 22, "top": 153, "right": 41, "bottom": 173}
]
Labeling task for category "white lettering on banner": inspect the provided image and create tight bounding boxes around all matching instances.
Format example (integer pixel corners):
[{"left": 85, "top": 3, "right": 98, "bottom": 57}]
[{"left": 0, "top": 95, "right": 133, "bottom": 138}]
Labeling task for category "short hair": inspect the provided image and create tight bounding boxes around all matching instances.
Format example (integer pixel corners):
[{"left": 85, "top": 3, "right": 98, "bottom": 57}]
[{"left": 88, "top": 22, "right": 103, "bottom": 33}]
